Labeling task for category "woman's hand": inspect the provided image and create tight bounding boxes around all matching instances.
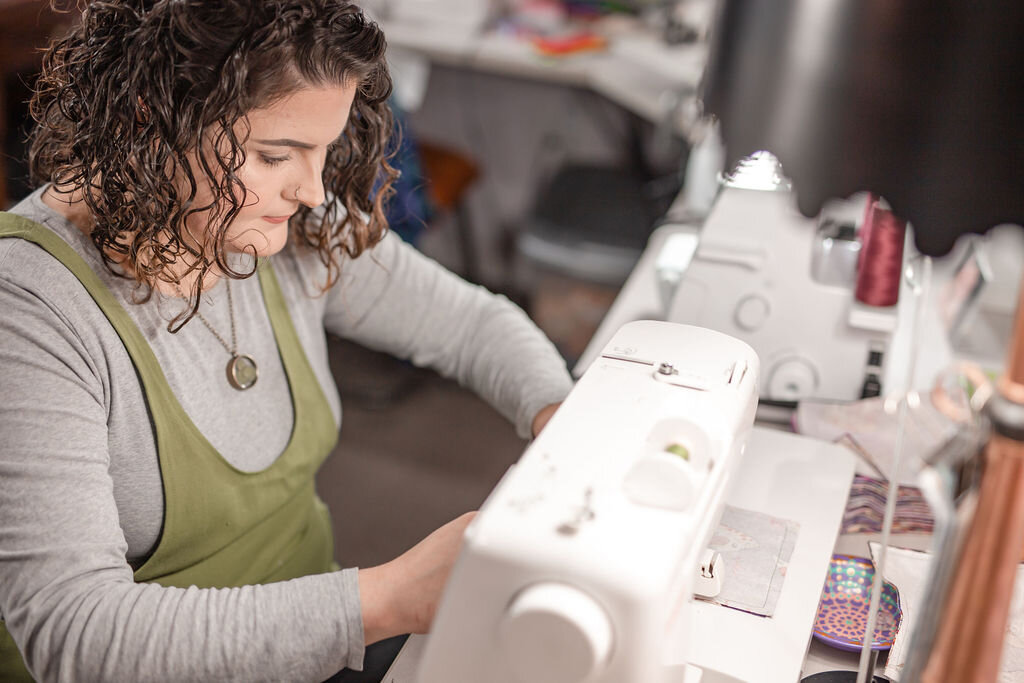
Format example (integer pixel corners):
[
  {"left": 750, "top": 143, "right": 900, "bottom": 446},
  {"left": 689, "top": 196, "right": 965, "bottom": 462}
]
[{"left": 357, "top": 511, "right": 476, "bottom": 645}]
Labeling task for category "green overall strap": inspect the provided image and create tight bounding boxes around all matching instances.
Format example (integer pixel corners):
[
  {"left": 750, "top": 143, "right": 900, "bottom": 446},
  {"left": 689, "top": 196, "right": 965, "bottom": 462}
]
[{"left": 0, "top": 213, "right": 340, "bottom": 681}]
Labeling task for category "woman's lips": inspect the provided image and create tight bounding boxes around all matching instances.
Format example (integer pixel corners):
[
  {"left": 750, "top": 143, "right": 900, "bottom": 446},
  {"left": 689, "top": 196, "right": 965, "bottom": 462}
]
[{"left": 262, "top": 215, "right": 292, "bottom": 224}]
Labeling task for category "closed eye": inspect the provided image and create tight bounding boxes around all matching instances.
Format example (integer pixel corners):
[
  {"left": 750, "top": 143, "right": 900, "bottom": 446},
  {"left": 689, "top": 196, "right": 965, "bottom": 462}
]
[{"left": 259, "top": 152, "right": 291, "bottom": 166}]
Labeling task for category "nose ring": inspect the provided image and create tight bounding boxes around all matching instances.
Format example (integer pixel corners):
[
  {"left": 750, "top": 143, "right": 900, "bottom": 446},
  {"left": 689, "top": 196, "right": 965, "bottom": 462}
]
[{"left": 294, "top": 186, "right": 301, "bottom": 201}]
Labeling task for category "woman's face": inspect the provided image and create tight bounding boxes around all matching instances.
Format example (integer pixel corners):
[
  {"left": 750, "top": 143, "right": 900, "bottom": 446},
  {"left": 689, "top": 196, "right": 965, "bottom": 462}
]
[{"left": 187, "top": 83, "right": 357, "bottom": 258}]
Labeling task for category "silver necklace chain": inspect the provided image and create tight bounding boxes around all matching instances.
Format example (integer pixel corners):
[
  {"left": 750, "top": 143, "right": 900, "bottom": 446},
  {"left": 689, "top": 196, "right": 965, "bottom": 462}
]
[
  {"left": 177, "top": 279, "right": 237, "bottom": 356},
  {"left": 174, "top": 278, "right": 258, "bottom": 391}
]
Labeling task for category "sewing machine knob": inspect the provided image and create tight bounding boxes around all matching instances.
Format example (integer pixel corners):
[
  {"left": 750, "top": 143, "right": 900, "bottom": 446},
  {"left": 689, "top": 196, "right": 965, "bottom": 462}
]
[
  {"left": 733, "top": 293, "right": 771, "bottom": 331},
  {"left": 622, "top": 452, "right": 697, "bottom": 511},
  {"left": 767, "top": 356, "right": 819, "bottom": 400},
  {"left": 498, "top": 582, "right": 613, "bottom": 683}
]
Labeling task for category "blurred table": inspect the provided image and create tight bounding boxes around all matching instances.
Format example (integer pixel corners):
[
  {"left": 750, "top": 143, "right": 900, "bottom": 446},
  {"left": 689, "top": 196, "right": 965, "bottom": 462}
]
[{"left": 381, "top": 18, "right": 707, "bottom": 135}]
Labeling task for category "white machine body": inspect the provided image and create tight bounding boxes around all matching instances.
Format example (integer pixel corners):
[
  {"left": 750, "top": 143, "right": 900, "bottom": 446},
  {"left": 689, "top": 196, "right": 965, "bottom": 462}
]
[
  {"left": 667, "top": 183, "right": 900, "bottom": 402},
  {"left": 417, "top": 321, "right": 759, "bottom": 683}
]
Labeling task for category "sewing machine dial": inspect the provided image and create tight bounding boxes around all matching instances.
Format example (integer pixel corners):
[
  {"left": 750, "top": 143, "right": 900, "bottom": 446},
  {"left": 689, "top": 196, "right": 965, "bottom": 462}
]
[{"left": 498, "top": 582, "right": 613, "bottom": 683}]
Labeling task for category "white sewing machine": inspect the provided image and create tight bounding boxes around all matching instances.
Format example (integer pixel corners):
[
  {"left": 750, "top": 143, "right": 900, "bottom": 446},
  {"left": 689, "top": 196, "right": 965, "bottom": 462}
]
[
  {"left": 665, "top": 161, "right": 900, "bottom": 403},
  {"left": 418, "top": 320, "right": 758, "bottom": 683},
  {"left": 384, "top": 320, "right": 856, "bottom": 683}
]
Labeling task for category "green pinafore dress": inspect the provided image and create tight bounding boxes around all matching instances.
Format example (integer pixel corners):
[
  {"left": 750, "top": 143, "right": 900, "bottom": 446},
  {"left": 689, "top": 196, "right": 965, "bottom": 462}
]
[{"left": 0, "top": 212, "right": 341, "bottom": 681}]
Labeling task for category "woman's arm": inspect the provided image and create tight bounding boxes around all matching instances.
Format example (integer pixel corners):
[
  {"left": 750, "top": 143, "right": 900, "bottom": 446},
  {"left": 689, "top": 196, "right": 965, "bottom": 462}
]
[
  {"left": 323, "top": 233, "right": 573, "bottom": 439},
  {"left": 0, "top": 257, "right": 363, "bottom": 683}
]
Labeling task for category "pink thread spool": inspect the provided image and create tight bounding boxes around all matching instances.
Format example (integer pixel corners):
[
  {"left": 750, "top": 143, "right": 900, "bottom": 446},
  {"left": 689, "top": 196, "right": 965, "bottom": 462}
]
[{"left": 856, "top": 199, "right": 907, "bottom": 307}]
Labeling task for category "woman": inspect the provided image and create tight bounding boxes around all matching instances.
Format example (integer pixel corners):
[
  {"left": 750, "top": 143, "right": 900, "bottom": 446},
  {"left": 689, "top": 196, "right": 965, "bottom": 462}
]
[{"left": 0, "top": 1, "right": 572, "bottom": 681}]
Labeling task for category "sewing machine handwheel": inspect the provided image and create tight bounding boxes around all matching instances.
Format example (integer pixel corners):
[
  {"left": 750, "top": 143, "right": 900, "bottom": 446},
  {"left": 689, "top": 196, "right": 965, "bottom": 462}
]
[{"left": 498, "top": 582, "right": 613, "bottom": 683}]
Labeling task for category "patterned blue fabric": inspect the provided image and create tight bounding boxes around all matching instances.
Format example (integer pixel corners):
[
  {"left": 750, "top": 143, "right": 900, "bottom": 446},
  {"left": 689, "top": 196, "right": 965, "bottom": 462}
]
[{"left": 382, "top": 100, "right": 431, "bottom": 245}]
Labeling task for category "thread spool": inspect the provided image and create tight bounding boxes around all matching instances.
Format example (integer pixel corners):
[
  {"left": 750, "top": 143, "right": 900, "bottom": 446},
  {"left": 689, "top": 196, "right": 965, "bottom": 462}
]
[
  {"left": 856, "top": 199, "right": 906, "bottom": 307},
  {"left": 857, "top": 194, "right": 877, "bottom": 275}
]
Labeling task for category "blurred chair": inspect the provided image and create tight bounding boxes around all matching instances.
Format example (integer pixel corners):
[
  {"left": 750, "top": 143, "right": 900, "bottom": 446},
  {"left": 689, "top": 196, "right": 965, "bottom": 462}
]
[
  {"left": 517, "top": 163, "right": 674, "bottom": 287},
  {"left": 514, "top": 160, "right": 681, "bottom": 361},
  {"left": 386, "top": 100, "right": 481, "bottom": 282},
  {"left": 417, "top": 140, "right": 480, "bottom": 283}
]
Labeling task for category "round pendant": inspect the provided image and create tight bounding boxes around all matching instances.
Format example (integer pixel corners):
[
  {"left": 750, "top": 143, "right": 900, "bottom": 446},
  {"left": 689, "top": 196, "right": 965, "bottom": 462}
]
[{"left": 226, "top": 354, "right": 259, "bottom": 390}]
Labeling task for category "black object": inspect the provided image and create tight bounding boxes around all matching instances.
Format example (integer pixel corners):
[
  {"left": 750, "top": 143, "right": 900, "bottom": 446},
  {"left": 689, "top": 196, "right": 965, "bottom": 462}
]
[
  {"left": 860, "top": 372, "right": 882, "bottom": 399},
  {"left": 322, "top": 634, "right": 409, "bottom": 683},
  {"left": 801, "top": 672, "right": 888, "bottom": 683},
  {"left": 701, "top": 0, "right": 1024, "bottom": 257},
  {"left": 518, "top": 164, "right": 679, "bottom": 286},
  {"left": 860, "top": 348, "right": 884, "bottom": 398}
]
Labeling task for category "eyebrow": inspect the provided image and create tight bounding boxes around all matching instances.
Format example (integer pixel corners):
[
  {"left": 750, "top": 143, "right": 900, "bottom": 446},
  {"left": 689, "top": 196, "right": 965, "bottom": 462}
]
[{"left": 253, "top": 138, "right": 316, "bottom": 150}]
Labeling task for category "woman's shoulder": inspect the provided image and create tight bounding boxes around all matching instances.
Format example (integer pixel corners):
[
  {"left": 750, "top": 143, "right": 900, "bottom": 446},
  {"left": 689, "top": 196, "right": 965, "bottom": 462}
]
[
  {"left": 1, "top": 192, "right": 132, "bottom": 370},
  {"left": 2, "top": 190, "right": 109, "bottom": 305},
  {"left": 0, "top": 229, "right": 83, "bottom": 302}
]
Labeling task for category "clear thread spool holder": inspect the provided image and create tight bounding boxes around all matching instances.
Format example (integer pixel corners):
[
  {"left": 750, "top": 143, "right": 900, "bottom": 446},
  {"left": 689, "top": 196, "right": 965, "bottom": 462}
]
[{"left": 855, "top": 255, "right": 932, "bottom": 683}]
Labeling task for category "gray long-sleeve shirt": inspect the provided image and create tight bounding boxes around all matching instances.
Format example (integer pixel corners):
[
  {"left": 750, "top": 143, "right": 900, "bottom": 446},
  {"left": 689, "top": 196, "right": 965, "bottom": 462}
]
[{"left": 0, "top": 188, "right": 573, "bottom": 682}]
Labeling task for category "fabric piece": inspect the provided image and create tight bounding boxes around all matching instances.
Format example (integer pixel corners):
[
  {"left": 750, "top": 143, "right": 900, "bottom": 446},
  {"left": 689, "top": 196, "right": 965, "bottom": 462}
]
[
  {"left": 868, "top": 543, "right": 927, "bottom": 682},
  {"left": 702, "top": 504, "right": 800, "bottom": 617},
  {"left": 382, "top": 98, "right": 431, "bottom": 245},
  {"left": 870, "top": 542, "right": 1024, "bottom": 682},
  {"left": 842, "top": 475, "right": 935, "bottom": 535},
  {"left": 795, "top": 397, "right": 958, "bottom": 486}
]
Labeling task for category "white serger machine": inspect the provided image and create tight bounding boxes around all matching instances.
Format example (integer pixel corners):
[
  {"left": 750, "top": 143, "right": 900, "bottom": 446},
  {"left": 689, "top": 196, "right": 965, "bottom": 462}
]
[
  {"left": 665, "top": 157, "right": 900, "bottom": 403},
  {"left": 575, "top": 153, "right": 943, "bottom": 404},
  {"left": 418, "top": 320, "right": 760, "bottom": 683}
]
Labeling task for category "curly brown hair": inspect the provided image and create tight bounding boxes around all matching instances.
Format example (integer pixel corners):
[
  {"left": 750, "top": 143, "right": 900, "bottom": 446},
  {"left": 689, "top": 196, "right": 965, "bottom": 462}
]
[{"left": 29, "top": 0, "right": 397, "bottom": 329}]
